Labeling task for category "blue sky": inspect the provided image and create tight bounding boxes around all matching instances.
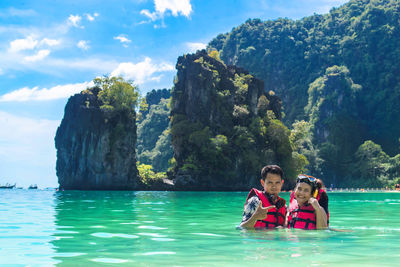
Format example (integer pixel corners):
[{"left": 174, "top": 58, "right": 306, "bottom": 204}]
[{"left": 0, "top": 0, "right": 349, "bottom": 188}]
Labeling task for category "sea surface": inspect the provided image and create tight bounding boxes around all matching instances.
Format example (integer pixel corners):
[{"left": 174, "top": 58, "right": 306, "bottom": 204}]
[{"left": 1, "top": 190, "right": 400, "bottom": 266}]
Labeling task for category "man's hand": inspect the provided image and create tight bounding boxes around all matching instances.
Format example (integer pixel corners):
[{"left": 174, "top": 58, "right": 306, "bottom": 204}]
[{"left": 252, "top": 202, "right": 276, "bottom": 221}]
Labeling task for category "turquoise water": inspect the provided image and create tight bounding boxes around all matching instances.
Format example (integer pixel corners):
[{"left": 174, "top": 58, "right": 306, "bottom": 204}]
[{"left": 1, "top": 190, "right": 400, "bottom": 266}]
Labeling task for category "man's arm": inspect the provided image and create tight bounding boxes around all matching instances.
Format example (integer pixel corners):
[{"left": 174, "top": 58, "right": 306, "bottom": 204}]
[{"left": 240, "top": 202, "right": 276, "bottom": 229}]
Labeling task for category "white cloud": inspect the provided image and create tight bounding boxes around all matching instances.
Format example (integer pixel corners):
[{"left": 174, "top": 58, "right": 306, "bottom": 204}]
[
  {"left": 0, "top": 68, "right": 3, "bottom": 75},
  {"left": 0, "top": 7, "right": 37, "bottom": 17},
  {"left": 114, "top": 35, "right": 131, "bottom": 47},
  {"left": 86, "top": 14, "right": 94, "bottom": 21},
  {"left": 0, "top": 81, "right": 93, "bottom": 102},
  {"left": 153, "top": 21, "right": 166, "bottom": 29},
  {"left": 77, "top": 40, "right": 89, "bottom": 50},
  {"left": 186, "top": 42, "right": 207, "bottom": 53},
  {"left": 86, "top": 12, "right": 99, "bottom": 21},
  {"left": 68, "top": 14, "right": 82, "bottom": 27},
  {"left": 8, "top": 35, "right": 38, "bottom": 52},
  {"left": 8, "top": 36, "right": 60, "bottom": 55},
  {"left": 140, "top": 0, "right": 192, "bottom": 23},
  {"left": 111, "top": 57, "right": 174, "bottom": 84},
  {"left": 155, "top": 0, "right": 192, "bottom": 17},
  {"left": 40, "top": 38, "right": 60, "bottom": 47},
  {"left": 0, "top": 50, "right": 119, "bottom": 75},
  {"left": 140, "top": 9, "right": 158, "bottom": 21},
  {"left": 114, "top": 36, "right": 131, "bottom": 43},
  {"left": 24, "top": 49, "right": 50, "bottom": 62}
]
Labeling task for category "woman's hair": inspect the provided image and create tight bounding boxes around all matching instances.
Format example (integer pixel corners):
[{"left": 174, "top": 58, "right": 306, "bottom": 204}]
[
  {"left": 296, "top": 174, "right": 324, "bottom": 194},
  {"left": 313, "top": 178, "right": 324, "bottom": 194}
]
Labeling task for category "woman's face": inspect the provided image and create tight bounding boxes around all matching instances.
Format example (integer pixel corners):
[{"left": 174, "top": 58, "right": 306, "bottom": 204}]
[{"left": 295, "top": 182, "right": 313, "bottom": 206}]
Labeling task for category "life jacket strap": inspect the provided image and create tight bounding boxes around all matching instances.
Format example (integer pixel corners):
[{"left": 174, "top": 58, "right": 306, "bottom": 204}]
[
  {"left": 292, "top": 208, "right": 314, "bottom": 214},
  {"left": 292, "top": 217, "right": 316, "bottom": 229},
  {"left": 259, "top": 220, "right": 279, "bottom": 227}
]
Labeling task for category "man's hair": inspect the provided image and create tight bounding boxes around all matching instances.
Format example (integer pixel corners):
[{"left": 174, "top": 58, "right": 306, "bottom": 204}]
[{"left": 261, "top": 165, "right": 284, "bottom": 180}]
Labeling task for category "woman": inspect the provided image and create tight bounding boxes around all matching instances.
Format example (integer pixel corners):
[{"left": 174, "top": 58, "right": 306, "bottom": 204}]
[{"left": 286, "top": 175, "right": 328, "bottom": 230}]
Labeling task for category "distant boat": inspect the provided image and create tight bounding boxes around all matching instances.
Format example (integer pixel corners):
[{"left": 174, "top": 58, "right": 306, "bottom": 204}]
[
  {"left": 28, "top": 184, "right": 38, "bottom": 189},
  {"left": 0, "top": 183, "right": 16, "bottom": 189}
]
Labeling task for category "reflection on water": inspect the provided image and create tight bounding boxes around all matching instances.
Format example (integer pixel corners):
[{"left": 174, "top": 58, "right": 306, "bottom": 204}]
[{"left": 1, "top": 191, "right": 400, "bottom": 266}]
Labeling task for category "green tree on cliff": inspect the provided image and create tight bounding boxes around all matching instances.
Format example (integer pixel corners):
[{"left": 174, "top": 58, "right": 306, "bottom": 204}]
[
  {"left": 94, "top": 76, "right": 141, "bottom": 158},
  {"left": 95, "top": 76, "right": 140, "bottom": 118},
  {"left": 349, "top": 141, "right": 390, "bottom": 187}
]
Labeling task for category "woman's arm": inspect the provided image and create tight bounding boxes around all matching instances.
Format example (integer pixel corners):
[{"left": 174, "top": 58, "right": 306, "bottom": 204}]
[{"left": 309, "top": 198, "right": 328, "bottom": 229}]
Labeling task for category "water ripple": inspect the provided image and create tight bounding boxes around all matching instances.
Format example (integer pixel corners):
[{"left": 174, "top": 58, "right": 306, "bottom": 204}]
[
  {"left": 141, "top": 252, "right": 176, "bottom": 256},
  {"left": 192, "top": 233, "right": 226, "bottom": 237},
  {"left": 55, "top": 252, "right": 86, "bottom": 257},
  {"left": 91, "top": 232, "right": 139, "bottom": 238},
  {"left": 151, "top": 238, "right": 176, "bottom": 241},
  {"left": 140, "top": 202, "right": 165, "bottom": 205},
  {"left": 138, "top": 225, "right": 167, "bottom": 230},
  {"left": 138, "top": 233, "right": 166, "bottom": 237},
  {"left": 91, "top": 258, "right": 129, "bottom": 263}
]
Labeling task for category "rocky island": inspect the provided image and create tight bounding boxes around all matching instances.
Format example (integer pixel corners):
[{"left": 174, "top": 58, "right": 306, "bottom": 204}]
[{"left": 55, "top": 77, "right": 139, "bottom": 190}]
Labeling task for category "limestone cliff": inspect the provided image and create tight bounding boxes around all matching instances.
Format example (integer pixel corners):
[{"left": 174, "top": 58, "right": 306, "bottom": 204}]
[
  {"left": 170, "top": 50, "right": 301, "bottom": 190},
  {"left": 55, "top": 87, "right": 139, "bottom": 190}
]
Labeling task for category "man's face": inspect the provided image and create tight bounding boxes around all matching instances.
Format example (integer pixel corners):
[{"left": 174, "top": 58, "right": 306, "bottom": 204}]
[{"left": 261, "top": 173, "right": 283, "bottom": 195}]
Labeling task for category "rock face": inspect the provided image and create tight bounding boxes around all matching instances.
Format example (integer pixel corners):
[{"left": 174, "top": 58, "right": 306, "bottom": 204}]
[
  {"left": 170, "top": 50, "right": 296, "bottom": 190},
  {"left": 55, "top": 88, "right": 138, "bottom": 190}
]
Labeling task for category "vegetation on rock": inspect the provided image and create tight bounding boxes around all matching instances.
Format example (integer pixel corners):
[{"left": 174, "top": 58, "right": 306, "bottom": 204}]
[
  {"left": 208, "top": 0, "right": 400, "bottom": 187},
  {"left": 170, "top": 50, "right": 306, "bottom": 189},
  {"left": 136, "top": 90, "right": 172, "bottom": 172}
]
